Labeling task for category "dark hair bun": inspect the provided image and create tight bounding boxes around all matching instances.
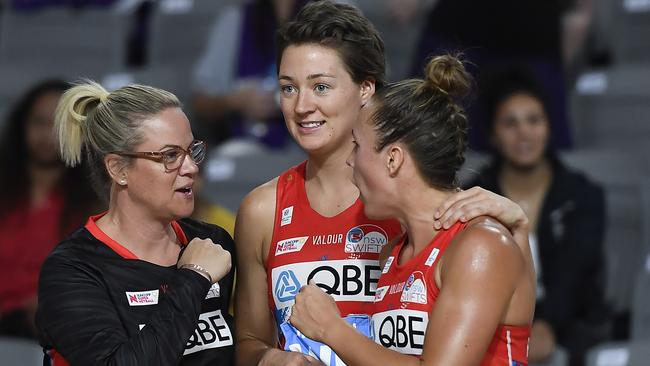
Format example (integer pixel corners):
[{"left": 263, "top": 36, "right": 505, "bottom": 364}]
[{"left": 423, "top": 54, "right": 472, "bottom": 98}]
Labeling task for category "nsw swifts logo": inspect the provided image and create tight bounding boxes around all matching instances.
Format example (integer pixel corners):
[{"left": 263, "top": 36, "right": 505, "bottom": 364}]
[
  {"left": 345, "top": 224, "right": 388, "bottom": 253},
  {"left": 400, "top": 271, "right": 427, "bottom": 304}
]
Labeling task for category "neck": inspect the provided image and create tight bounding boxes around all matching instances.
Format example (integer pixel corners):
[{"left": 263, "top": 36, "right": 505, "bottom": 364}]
[
  {"left": 397, "top": 185, "right": 455, "bottom": 253},
  {"left": 500, "top": 158, "right": 552, "bottom": 193},
  {"left": 98, "top": 190, "right": 178, "bottom": 262},
  {"left": 305, "top": 143, "right": 357, "bottom": 196}
]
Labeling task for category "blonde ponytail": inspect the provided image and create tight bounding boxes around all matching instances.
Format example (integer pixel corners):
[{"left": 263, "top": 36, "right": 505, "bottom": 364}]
[{"left": 55, "top": 80, "right": 110, "bottom": 167}]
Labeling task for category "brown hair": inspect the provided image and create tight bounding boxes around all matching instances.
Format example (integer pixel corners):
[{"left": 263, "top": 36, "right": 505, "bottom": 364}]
[
  {"left": 370, "top": 54, "right": 472, "bottom": 189},
  {"left": 276, "top": 0, "right": 386, "bottom": 89}
]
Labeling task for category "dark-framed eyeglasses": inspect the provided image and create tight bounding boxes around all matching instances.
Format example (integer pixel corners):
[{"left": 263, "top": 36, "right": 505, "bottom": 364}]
[{"left": 111, "top": 140, "right": 207, "bottom": 171}]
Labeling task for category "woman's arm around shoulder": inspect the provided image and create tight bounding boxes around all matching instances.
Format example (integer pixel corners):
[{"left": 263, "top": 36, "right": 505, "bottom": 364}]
[{"left": 422, "top": 216, "right": 535, "bottom": 365}]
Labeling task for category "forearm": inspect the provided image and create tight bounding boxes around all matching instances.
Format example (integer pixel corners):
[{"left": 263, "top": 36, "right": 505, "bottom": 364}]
[
  {"left": 43, "top": 268, "right": 211, "bottom": 365},
  {"left": 236, "top": 337, "right": 279, "bottom": 366}
]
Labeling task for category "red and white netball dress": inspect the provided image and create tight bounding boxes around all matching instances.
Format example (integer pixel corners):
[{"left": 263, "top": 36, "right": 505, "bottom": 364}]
[
  {"left": 372, "top": 222, "right": 531, "bottom": 366},
  {"left": 267, "top": 162, "right": 402, "bottom": 340}
]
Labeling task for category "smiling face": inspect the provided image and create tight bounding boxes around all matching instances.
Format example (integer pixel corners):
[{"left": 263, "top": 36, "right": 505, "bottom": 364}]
[
  {"left": 278, "top": 43, "right": 374, "bottom": 155},
  {"left": 122, "top": 107, "right": 199, "bottom": 221},
  {"left": 492, "top": 92, "right": 549, "bottom": 169}
]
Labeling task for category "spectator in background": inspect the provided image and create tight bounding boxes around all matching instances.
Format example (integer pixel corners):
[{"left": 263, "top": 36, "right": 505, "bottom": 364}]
[
  {"left": 0, "top": 80, "right": 99, "bottom": 338},
  {"left": 192, "top": 173, "right": 236, "bottom": 238},
  {"left": 466, "top": 69, "right": 610, "bottom": 366},
  {"left": 192, "top": 0, "right": 309, "bottom": 151},
  {"left": 409, "top": 0, "right": 593, "bottom": 151}
]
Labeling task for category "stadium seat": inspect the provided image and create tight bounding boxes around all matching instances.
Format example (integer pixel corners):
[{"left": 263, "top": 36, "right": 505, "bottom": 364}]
[
  {"left": 587, "top": 339, "right": 650, "bottom": 366},
  {"left": 147, "top": 0, "right": 223, "bottom": 71},
  {"left": 571, "top": 65, "right": 650, "bottom": 152},
  {"left": 0, "top": 8, "right": 127, "bottom": 73},
  {"left": 610, "top": 0, "right": 650, "bottom": 63},
  {"left": 202, "top": 148, "right": 306, "bottom": 213},
  {"left": 101, "top": 65, "right": 191, "bottom": 104},
  {"left": 0, "top": 336, "right": 43, "bottom": 365}
]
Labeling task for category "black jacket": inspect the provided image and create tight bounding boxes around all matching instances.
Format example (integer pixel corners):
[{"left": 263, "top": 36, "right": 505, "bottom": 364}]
[
  {"left": 36, "top": 217, "right": 235, "bottom": 366},
  {"left": 467, "top": 156, "right": 610, "bottom": 352}
]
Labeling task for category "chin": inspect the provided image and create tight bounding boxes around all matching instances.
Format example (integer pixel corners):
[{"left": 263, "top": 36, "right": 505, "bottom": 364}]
[{"left": 172, "top": 204, "right": 195, "bottom": 220}]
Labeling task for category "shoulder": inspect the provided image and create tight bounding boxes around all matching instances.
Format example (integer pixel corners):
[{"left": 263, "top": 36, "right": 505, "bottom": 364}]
[
  {"left": 238, "top": 176, "right": 279, "bottom": 223},
  {"left": 47, "top": 227, "right": 112, "bottom": 262},
  {"left": 443, "top": 217, "right": 524, "bottom": 276},
  {"left": 40, "top": 229, "right": 106, "bottom": 284}
]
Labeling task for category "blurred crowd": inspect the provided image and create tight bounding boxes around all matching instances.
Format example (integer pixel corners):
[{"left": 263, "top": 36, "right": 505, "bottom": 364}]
[{"left": 0, "top": 1, "right": 648, "bottom": 365}]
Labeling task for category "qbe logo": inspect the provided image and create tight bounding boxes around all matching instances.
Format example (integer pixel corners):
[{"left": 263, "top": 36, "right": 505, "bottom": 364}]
[
  {"left": 372, "top": 309, "right": 428, "bottom": 355},
  {"left": 271, "top": 259, "right": 381, "bottom": 308},
  {"left": 275, "top": 270, "right": 301, "bottom": 302},
  {"left": 184, "top": 310, "right": 233, "bottom": 355},
  {"left": 345, "top": 224, "right": 388, "bottom": 254},
  {"left": 400, "top": 271, "right": 427, "bottom": 304}
]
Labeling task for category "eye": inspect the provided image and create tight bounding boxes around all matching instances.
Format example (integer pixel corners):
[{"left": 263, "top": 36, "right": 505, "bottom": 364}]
[
  {"left": 280, "top": 85, "right": 297, "bottom": 95},
  {"left": 314, "top": 84, "right": 330, "bottom": 94},
  {"left": 162, "top": 149, "right": 181, "bottom": 163}
]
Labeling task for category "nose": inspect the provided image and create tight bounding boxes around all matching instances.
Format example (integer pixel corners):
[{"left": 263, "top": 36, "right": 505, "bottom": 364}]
[
  {"left": 179, "top": 153, "right": 199, "bottom": 176},
  {"left": 294, "top": 90, "right": 316, "bottom": 116}
]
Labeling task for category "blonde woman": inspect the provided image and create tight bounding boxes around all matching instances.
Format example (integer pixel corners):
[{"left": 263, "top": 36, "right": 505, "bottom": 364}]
[{"left": 36, "top": 82, "right": 234, "bottom": 365}]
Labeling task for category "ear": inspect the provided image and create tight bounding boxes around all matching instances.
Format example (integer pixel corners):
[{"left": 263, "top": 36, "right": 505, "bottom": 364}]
[
  {"left": 104, "top": 154, "right": 128, "bottom": 186},
  {"left": 359, "top": 79, "right": 376, "bottom": 107},
  {"left": 386, "top": 144, "right": 404, "bottom": 177}
]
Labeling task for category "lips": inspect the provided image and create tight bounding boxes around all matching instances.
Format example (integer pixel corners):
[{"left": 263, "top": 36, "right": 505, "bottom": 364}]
[
  {"left": 298, "top": 121, "right": 325, "bottom": 128},
  {"left": 175, "top": 183, "right": 193, "bottom": 195}
]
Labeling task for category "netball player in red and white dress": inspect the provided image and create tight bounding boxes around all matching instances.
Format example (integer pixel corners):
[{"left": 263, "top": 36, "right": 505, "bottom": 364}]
[
  {"left": 290, "top": 54, "right": 536, "bottom": 366},
  {"left": 235, "top": 3, "right": 532, "bottom": 366}
]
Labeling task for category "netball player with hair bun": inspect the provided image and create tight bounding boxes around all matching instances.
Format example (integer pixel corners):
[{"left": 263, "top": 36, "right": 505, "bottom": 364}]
[
  {"left": 235, "top": 2, "right": 532, "bottom": 366},
  {"left": 290, "top": 54, "right": 536, "bottom": 365}
]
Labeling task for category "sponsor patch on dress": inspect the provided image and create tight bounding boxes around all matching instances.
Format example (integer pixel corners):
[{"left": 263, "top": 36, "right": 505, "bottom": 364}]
[
  {"left": 126, "top": 290, "right": 159, "bottom": 306},
  {"left": 275, "top": 236, "right": 309, "bottom": 255},
  {"left": 281, "top": 206, "right": 294, "bottom": 226}
]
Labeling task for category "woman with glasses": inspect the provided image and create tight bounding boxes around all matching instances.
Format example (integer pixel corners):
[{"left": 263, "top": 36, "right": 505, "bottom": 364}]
[{"left": 36, "top": 81, "right": 235, "bottom": 365}]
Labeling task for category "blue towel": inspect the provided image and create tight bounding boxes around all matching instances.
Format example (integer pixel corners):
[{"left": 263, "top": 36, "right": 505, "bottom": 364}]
[{"left": 281, "top": 314, "right": 373, "bottom": 366}]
